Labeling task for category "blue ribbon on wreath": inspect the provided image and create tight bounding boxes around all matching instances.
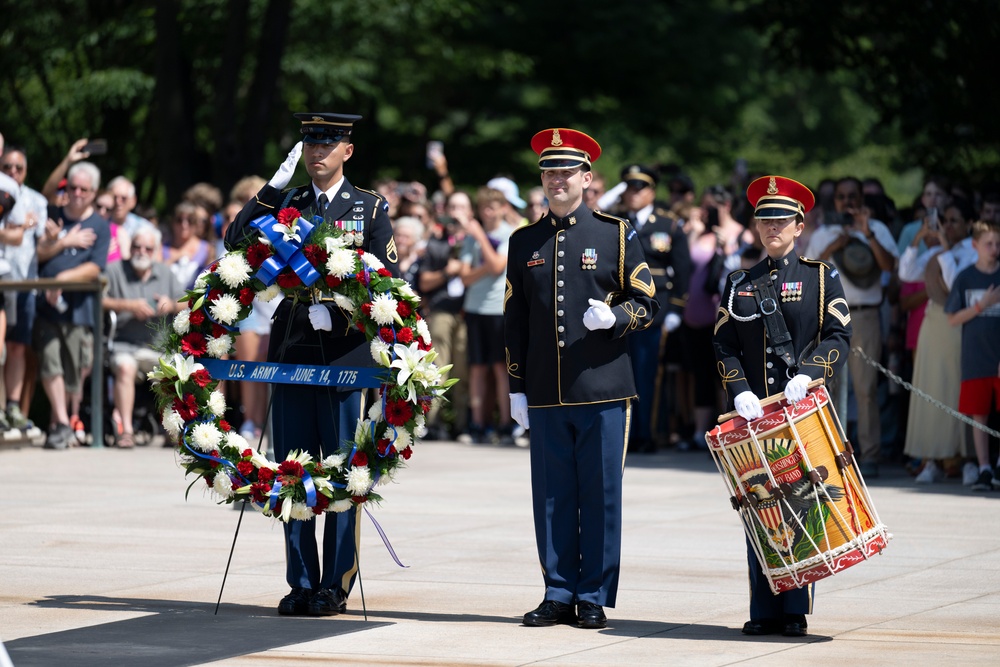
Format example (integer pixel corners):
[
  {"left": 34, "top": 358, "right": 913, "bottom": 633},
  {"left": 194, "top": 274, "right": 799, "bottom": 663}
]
[
  {"left": 181, "top": 420, "right": 252, "bottom": 487},
  {"left": 268, "top": 471, "right": 318, "bottom": 511},
  {"left": 250, "top": 213, "right": 320, "bottom": 287}
]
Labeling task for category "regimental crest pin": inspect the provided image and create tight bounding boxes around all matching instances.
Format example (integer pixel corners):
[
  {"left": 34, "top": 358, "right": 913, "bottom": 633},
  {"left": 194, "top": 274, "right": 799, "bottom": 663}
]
[
  {"left": 781, "top": 281, "right": 803, "bottom": 302},
  {"left": 581, "top": 248, "right": 597, "bottom": 270},
  {"left": 527, "top": 250, "right": 545, "bottom": 267},
  {"left": 341, "top": 192, "right": 351, "bottom": 199}
]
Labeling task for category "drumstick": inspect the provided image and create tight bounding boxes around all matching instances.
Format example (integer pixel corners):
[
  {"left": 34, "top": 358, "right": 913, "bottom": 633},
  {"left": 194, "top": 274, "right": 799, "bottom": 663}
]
[{"left": 717, "top": 378, "right": 826, "bottom": 424}]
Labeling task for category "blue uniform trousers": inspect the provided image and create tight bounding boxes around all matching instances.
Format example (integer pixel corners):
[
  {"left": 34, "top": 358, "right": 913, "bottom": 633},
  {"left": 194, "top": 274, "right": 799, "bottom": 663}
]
[
  {"left": 746, "top": 537, "right": 813, "bottom": 620},
  {"left": 272, "top": 382, "right": 362, "bottom": 593},
  {"left": 528, "top": 401, "right": 629, "bottom": 607},
  {"left": 628, "top": 326, "right": 663, "bottom": 441}
]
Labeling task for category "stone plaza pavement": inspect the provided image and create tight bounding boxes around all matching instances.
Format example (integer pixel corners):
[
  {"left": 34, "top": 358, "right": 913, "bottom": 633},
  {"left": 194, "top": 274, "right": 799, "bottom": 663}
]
[{"left": 1, "top": 438, "right": 999, "bottom": 666}]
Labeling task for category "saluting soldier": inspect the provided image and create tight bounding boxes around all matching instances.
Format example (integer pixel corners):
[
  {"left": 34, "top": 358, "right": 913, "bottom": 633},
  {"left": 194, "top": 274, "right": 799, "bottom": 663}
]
[
  {"left": 616, "top": 165, "right": 691, "bottom": 452},
  {"left": 713, "top": 175, "right": 852, "bottom": 638},
  {"left": 505, "top": 128, "right": 658, "bottom": 629},
  {"left": 226, "top": 112, "right": 397, "bottom": 618}
]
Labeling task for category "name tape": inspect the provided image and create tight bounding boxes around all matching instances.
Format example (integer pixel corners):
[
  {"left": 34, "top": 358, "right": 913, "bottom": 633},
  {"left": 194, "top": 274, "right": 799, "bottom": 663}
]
[{"left": 197, "top": 358, "right": 385, "bottom": 388}]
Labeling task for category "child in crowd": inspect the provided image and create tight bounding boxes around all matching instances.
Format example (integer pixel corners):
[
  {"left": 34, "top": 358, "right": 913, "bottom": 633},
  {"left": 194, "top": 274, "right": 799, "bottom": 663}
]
[{"left": 946, "top": 221, "right": 1000, "bottom": 490}]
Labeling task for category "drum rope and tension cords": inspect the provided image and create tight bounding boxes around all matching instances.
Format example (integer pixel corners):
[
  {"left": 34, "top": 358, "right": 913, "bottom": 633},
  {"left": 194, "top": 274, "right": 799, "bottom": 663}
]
[{"left": 850, "top": 345, "right": 1000, "bottom": 440}]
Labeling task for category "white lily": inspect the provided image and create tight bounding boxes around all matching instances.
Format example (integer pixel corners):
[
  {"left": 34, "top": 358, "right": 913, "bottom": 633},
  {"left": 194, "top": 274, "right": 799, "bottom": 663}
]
[
  {"left": 148, "top": 353, "right": 204, "bottom": 383},
  {"left": 272, "top": 222, "right": 301, "bottom": 244},
  {"left": 325, "top": 235, "right": 349, "bottom": 251},
  {"left": 389, "top": 343, "right": 443, "bottom": 402}
]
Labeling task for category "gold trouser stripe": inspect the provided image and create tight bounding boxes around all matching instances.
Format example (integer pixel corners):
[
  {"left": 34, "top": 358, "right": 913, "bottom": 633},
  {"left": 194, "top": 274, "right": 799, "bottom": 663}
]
[{"left": 621, "top": 399, "right": 632, "bottom": 472}]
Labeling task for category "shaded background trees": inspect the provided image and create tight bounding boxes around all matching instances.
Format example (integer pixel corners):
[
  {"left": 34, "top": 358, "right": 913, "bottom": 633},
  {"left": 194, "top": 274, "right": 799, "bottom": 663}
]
[{"left": 2, "top": 0, "right": 996, "bottom": 209}]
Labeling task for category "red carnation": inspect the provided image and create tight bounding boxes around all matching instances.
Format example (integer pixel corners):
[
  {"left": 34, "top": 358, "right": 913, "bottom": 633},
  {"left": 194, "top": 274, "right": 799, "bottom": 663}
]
[
  {"left": 401, "top": 446, "right": 413, "bottom": 460},
  {"left": 212, "top": 323, "right": 227, "bottom": 339},
  {"left": 277, "top": 460, "right": 305, "bottom": 478},
  {"left": 209, "top": 450, "right": 221, "bottom": 468},
  {"left": 356, "top": 272, "right": 369, "bottom": 286},
  {"left": 257, "top": 467, "right": 274, "bottom": 483},
  {"left": 385, "top": 398, "right": 414, "bottom": 426},
  {"left": 181, "top": 333, "right": 207, "bottom": 356},
  {"left": 352, "top": 495, "right": 367, "bottom": 504},
  {"left": 397, "top": 327, "right": 414, "bottom": 344},
  {"left": 219, "top": 420, "right": 232, "bottom": 432},
  {"left": 239, "top": 287, "right": 255, "bottom": 305},
  {"left": 277, "top": 207, "right": 301, "bottom": 226},
  {"left": 377, "top": 438, "right": 392, "bottom": 456},
  {"left": 417, "top": 339, "right": 432, "bottom": 352},
  {"left": 246, "top": 243, "right": 272, "bottom": 270},
  {"left": 377, "top": 268, "right": 392, "bottom": 278},
  {"left": 191, "top": 369, "right": 212, "bottom": 388},
  {"left": 208, "top": 288, "right": 223, "bottom": 302},
  {"left": 312, "top": 494, "right": 330, "bottom": 515},
  {"left": 379, "top": 327, "right": 395, "bottom": 344},
  {"left": 250, "top": 482, "right": 271, "bottom": 503},
  {"left": 352, "top": 451, "right": 368, "bottom": 467},
  {"left": 356, "top": 321, "right": 366, "bottom": 332},
  {"left": 210, "top": 262, "right": 219, "bottom": 272},
  {"left": 361, "top": 303, "right": 372, "bottom": 316},
  {"left": 237, "top": 461, "right": 254, "bottom": 477},
  {"left": 189, "top": 309, "right": 206, "bottom": 326},
  {"left": 303, "top": 244, "right": 328, "bottom": 267},
  {"left": 276, "top": 271, "right": 301, "bottom": 289},
  {"left": 396, "top": 301, "right": 412, "bottom": 318},
  {"left": 326, "top": 275, "right": 341, "bottom": 288},
  {"left": 356, "top": 249, "right": 365, "bottom": 256},
  {"left": 241, "top": 449, "right": 253, "bottom": 459}
]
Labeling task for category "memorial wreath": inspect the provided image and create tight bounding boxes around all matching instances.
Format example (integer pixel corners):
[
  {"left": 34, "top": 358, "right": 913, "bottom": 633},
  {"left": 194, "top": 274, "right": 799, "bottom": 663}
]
[{"left": 149, "top": 206, "right": 455, "bottom": 522}]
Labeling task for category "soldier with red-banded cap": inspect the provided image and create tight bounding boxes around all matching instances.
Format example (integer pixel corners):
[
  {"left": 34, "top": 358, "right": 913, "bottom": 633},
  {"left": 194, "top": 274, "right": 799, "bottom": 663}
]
[
  {"left": 505, "top": 128, "right": 658, "bottom": 629},
  {"left": 713, "top": 175, "right": 852, "bottom": 637}
]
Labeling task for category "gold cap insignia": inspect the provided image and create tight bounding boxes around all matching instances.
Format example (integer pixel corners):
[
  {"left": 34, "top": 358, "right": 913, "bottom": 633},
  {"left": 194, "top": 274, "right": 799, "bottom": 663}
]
[
  {"left": 312, "top": 116, "right": 324, "bottom": 122},
  {"left": 551, "top": 129, "right": 563, "bottom": 147},
  {"left": 767, "top": 177, "right": 778, "bottom": 195}
]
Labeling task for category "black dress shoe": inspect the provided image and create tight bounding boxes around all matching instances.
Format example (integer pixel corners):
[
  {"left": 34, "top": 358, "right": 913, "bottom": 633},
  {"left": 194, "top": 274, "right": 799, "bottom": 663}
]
[
  {"left": 782, "top": 615, "right": 808, "bottom": 637},
  {"left": 308, "top": 587, "right": 348, "bottom": 616},
  {"left": 577, "top": 601, "right": 607, "bottom": 629},
  {"left": 741, "top": 619, "right": 781, "bottom": 635},
  {"left": 522, "top": 600, "right": 577, "bottom": 627},
  {"left": 277, "top": 587, "right": 312, "bottom": 616}
]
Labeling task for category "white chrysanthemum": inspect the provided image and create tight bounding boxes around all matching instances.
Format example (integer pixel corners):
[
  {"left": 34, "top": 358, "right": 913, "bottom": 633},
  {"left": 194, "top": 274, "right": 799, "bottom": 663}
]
[
  {"left": 370, "top": 293, "right": 399, "bottom": 326},
  {"left": 326, "top": 248, "right": 357, "bottom": 278},
  {"left": 333, "top": 293, "right": 355, "bottom": 313},
  {"left": 256, "top": 284, "right": 282, "bottom": 303},
  {"left": 190, "top": 422, "right": 224, "bottom": 452},
  {"left": 322, "top": 453, "right": 347, "bottom": 470},
  {"left": 414, "top": 414, "right": 427, "bottom": 438},
  {"left": 289, "top": 502, "right": 315, "bottom": 521},
  {"left": 346, "top": 465, "right": 373, "bottom": 496},
  {"left": 370, "top": 338, "right": 391, "bottom": 366},
  {"left": 162, "top": 409, "right": 185, "bottom": 438},
  {"left": 393, "top": 428, "right": 412, "bottom": 452},
  {"left": 416, "top": 318, "right": 431, "bottom": 344},
  {"left": 330, "top": 498, "right": 354, "bottom": 513},
  {"left": 368, "top": 403, "right": 383, "bottom": 422},
  {"left": 226, "top": 432, "right": 250, "bottom": 451},
  {"left": 217, "top": 254, "right": 252, "bottom": 288},
  {"left": 360, "top": 252, "right": 385, "bottom": 271},
  {"left": 209, "top": 293, "right": 241, "bottom": 325},
  {"left": 206, "top": 334, "right": 233, "bottom": 359},
  {"left": 213, "top": 472, "right": 235, "bottom": 498},
  {"left": 172, "top": 309, "right": 190, "bottom": 335},
  {"left": 377, "top": 468, "right": 395, "bottom": 486},
  {"left": 194, "top": 270, "right": 211, "bottom": 291},
  {"left": 207, "top": 391, "right": 227, "bottom": 417}
]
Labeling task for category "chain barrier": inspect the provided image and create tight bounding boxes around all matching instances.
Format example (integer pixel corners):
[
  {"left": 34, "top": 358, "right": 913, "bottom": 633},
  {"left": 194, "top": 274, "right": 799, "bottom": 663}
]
[{"left": 851, "top": 345, "right": 1000, "bottom": 439}]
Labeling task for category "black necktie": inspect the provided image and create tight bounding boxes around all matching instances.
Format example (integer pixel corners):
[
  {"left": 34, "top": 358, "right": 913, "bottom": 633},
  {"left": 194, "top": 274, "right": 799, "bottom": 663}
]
[{"left": 317, "top": 193, "right": 329, "bottom": 216}]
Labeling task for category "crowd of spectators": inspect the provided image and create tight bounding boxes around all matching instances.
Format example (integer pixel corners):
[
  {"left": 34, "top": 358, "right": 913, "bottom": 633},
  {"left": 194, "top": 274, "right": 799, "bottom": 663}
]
[{"left": 1, "top": 130, "right": 997, "bottom": 487}]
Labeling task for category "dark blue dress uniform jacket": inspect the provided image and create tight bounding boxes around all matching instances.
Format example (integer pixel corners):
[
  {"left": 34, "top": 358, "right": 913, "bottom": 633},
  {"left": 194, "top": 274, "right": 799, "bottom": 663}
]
[{"left": 504, "top": 203, "right": 659, "bottom": 406}]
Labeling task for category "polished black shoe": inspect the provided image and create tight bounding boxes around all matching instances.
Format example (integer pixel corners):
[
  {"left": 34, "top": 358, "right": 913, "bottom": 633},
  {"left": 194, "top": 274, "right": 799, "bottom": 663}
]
[
  {"left": 741, "top": 619, "right": 782, "bottom": 635},
  {"left": 522, "top": 599, "right": 577, "bottom": 627},
  {"left": 277, "top": 587, "right": 312, "bottom": 616},
  {"left": 308, "top": 587, "right": 348, "bottom": 616},
  {"left": 577, "top": 601, "right": 607, "bottom": 629},
  {"left": 782, "top": 615, "right": 808, "bottom": 637}
]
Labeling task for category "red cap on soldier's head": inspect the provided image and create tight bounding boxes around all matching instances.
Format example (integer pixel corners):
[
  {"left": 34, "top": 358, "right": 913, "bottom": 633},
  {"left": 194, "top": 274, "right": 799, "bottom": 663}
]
[
  {"left": 746, "top": 175, "right": 815, "bottom": 219},
  {"left": 531, "top": 128, "right": 601, "bottom": 171}
]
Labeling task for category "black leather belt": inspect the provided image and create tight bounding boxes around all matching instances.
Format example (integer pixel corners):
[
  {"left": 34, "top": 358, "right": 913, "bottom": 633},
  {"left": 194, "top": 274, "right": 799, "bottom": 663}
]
[{"left": 750, "top": 272, "right": 796, "bottom": 374}]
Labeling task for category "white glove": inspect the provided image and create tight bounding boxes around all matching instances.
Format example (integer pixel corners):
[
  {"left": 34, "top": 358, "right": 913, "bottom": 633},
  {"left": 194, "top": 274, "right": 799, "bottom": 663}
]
[
  {"left": 268, "top": 141, "right": 303, "bottom": 190},
  {"left": 510, "top": 393, "right": 529, "bottom": 430},
  {"left": 663, "top": 312, "right": 682, "bottom": 333},
  {"left": 596, "top": 181, "right": 627, "bottom": 210},
  {"left": 582, "top": 298, "right": 616, "bottom": 331},
  {"left": 308, "top": 304, "right": 332, "bottom": 331},
  {"left": 784, "top": 373, "right": 811, "bottom": 404},
  {"left": 734, "top": 391, "right": 764, "bottom": 421}
]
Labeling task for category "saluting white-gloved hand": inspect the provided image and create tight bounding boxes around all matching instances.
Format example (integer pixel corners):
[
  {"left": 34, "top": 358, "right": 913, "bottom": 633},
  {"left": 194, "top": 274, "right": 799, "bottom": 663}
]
[
  {"left": 268, "top": 141, "right": 303, "bottom": 190},
  {"left": 663, "top": 312, "right": 682, "bottom": 333},
  {"left": 582, "top": 298, "right": 616, "bottom": 331},
  {"left": 308, "top": 304, "right": 333, "bottom": 331},
  {"left": 510, "top": 393, "right": 530, "bottom": 430},
  {"left": 734, "top": 391, "right": 764, "bottom": 421},
  {"left": 783, "top": 373, "right": 811, "bottom": 404}
]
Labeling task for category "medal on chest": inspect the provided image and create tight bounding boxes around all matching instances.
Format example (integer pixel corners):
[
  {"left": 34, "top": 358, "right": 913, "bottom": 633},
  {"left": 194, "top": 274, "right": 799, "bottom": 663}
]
[
  {"left": 780, "top": 281, "right": 803, "bottom": 302},
  {"left": 581, "top": 248, "right": 597, "bottom": 270},
  {"left": 650, "top": 232, "right": 672, "bottom": 253}
]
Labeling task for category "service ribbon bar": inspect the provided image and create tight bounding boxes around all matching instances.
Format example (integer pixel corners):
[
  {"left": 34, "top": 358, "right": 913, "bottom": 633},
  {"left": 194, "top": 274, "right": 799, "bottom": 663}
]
[{"left": 197, "top": 358, "right": 385, "bottom": 388}]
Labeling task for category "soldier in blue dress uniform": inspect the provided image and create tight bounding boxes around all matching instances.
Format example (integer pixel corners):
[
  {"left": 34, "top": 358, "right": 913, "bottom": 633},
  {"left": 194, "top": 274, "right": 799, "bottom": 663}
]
[
  {"left": 226, "top": 112, "right": 398, "bottom": 617},
  {"left": 505, "top": 128, "right": 658, "bottom": 629},
  {"left": 713, "top": 175, "right": 852, "bottom": 637}
]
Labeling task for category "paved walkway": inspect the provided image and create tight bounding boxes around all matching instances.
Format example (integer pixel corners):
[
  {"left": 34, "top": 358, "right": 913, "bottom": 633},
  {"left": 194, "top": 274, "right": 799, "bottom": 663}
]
[{"left": 2, "top": 439, "right": 999, "bottom": 666}]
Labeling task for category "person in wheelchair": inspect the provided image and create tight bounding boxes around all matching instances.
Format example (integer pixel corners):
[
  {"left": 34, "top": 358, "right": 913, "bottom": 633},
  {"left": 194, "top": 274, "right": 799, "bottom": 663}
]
[{"left": 102, "top": 226, "right": 184, "bottom": 447}]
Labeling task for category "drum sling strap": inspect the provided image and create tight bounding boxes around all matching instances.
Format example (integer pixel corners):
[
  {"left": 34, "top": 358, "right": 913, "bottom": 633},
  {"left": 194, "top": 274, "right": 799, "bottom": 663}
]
[{"left": 749, "top": 272, "right": 797, "bottom": 375}]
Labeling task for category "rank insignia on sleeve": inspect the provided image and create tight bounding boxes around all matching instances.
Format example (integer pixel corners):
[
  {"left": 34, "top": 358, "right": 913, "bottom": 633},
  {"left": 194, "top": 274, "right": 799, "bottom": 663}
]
[
  {"left": 581, "top": 248, "right": 597, "bottom": 270},
  {"left": 781, "top": 281, "right": 803, "bottom": 302},
  {"left": 527, "top": 250, "right": 545, "bottom": 267}
]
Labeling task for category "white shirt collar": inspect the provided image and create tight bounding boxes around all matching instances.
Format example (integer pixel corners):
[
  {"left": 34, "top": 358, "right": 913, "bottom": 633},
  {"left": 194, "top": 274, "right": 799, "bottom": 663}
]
[{"left": 313, "top": 176, "right": 346, "bottom": 204}]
